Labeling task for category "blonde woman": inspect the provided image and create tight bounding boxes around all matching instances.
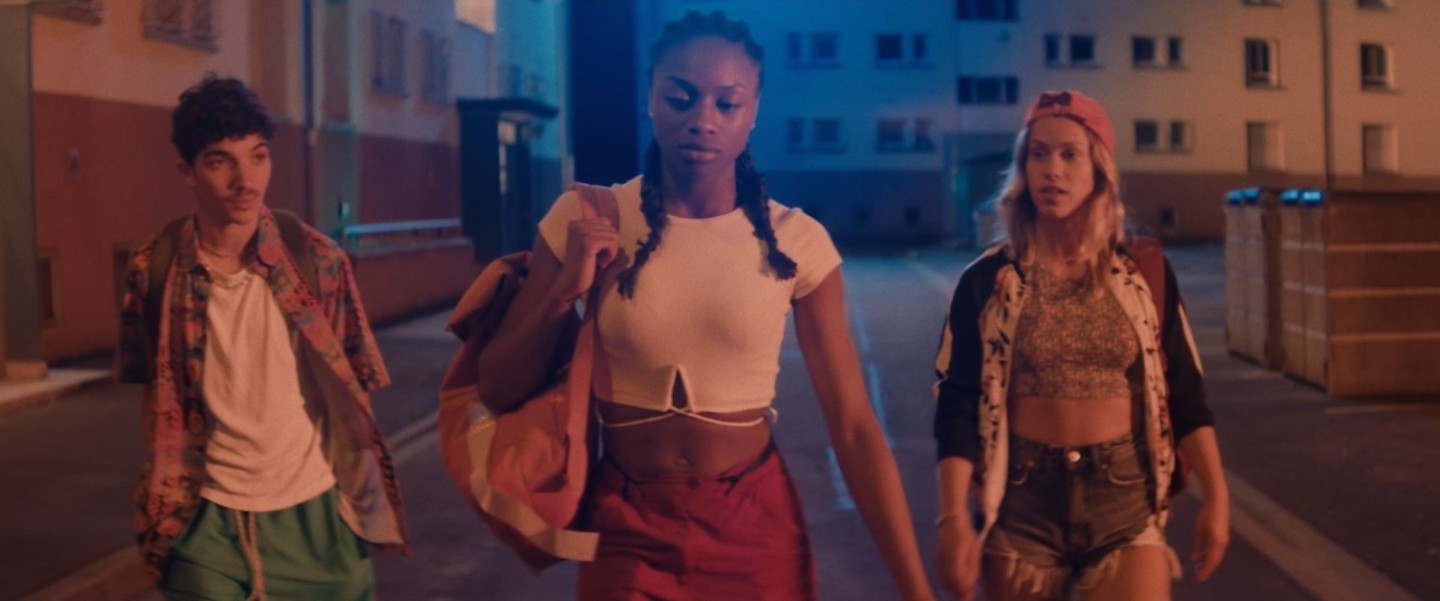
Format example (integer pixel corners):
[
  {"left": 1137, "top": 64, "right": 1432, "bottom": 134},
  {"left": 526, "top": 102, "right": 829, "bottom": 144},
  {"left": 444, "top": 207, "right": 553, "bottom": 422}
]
[{"left": 932, "top": 90, "right": 1229, "bottom": 600}]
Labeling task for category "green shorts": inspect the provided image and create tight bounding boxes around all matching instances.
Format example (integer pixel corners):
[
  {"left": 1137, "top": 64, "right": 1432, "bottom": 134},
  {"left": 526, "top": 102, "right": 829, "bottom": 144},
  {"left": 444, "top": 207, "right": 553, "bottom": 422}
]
[{"left": 159, "top": 488, "right": 373, "bottom": 601}]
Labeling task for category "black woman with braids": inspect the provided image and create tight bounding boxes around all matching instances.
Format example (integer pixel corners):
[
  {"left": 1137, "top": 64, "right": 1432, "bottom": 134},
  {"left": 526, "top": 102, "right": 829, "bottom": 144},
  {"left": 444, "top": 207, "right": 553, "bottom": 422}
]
[{"left": 474, "top": 10, "right": 935, "bottom": 601}]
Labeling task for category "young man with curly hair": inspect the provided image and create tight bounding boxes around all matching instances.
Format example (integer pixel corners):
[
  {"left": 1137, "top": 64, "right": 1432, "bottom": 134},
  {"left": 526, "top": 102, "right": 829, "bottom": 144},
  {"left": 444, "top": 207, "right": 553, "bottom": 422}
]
[{"left": 117, "top": 74, "right": 408, "bottom": 600}]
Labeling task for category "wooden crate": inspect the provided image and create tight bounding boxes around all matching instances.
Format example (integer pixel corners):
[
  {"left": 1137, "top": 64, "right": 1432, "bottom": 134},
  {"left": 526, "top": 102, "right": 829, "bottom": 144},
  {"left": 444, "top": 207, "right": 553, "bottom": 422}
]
[
  {"left": 1323, "top": 191, "right": 1440, "bottom": 397},
  {"left": 1224, "top": 203, "right": 1251, "bottom": 359},
  {"left": 1224, "top": 188, "right": 1284, "bottom": 367},
  {"left": 1278, "top": 202, "right": 1310, "bottom": 382}
]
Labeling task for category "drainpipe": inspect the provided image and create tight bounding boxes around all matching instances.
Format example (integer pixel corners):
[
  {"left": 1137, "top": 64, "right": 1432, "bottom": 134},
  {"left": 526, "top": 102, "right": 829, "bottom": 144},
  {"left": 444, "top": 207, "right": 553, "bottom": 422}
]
[
  {"left": 1319, "top": 0, "right": 1334, "bottom": 190},
  {"left": 302, "top": 0, "right": 315, "bottom": 224}
]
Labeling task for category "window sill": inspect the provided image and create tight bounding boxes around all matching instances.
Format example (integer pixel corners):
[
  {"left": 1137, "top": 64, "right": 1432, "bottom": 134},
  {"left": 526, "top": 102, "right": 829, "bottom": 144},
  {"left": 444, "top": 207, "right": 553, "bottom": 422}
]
[
  {"left": 143, "top": 29, "right": 219, "bottom": 53},
  {"left": 788, "top": 145, "right": 848, "bottom": 155},
  {"left": 1047, "top": 62, "right": 1104, "bottom": 70},
  {"left": 1133, "top": 63, "right": 1188, "bottom": 72},
  {"left": 874, "top": 60, "right": 935, "bottom": 69},
  {"left": 1245, "top": 82, "right": 1285, "bottom": 91},
  {"left": 1362, "top": 84, "right": 1397, "bottom": 93}
]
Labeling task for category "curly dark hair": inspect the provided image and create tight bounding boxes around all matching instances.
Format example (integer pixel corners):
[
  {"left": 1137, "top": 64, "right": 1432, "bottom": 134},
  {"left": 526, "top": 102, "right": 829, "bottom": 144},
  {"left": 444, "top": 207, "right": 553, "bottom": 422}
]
[
  {"left": 618, "top": 11, "right": 797, "bottom": 299},
  {"left": 170, "top": 73, "right": 275, "bottom": 164}
]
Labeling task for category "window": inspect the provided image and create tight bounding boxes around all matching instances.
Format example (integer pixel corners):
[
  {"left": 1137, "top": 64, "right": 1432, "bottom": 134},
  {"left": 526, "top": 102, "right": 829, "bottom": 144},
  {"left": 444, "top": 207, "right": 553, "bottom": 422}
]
[
  {"left": 958, "top": 76, "right": 1019, "bottom": 105},
  {"left": 875, "top": 33, "right": 931, "bottom": 66},
  {"left": 877, "top": 119, "right": 907, "bottom": 152},
  {"left": 1245, "top": 39, "right": 1279, "bottom": 87},
  {"left": 787, "top": 31, "right": 841, "bottom": 67},
  {"left": 789, "top": 118, "right": 846, "bottom": 153},
  {"left": 1070, "top": 35, "right": 1096, "bottom": 65},
  {"left": 1045, "top": 34, "right": 1062, "bottom": 65},
  {"left": 877, "top": 34, "right": 904, "bottom": 62},
  {"left": 372, "top": 13, "right": 408, "bottom": 97},
  {"left": 812, "top": 33, "right": 839, "bottom": 64},
  {"left": 1047, "top": 34, "right": 1097, "bottom": 67},
  {"left": 1170, "top": 121, "right": 1194, "bottom": 152},
  {"left": 35, "top": 0, "right": 104, "bottom": 24},
  {"left": 1135, "top": 121, "right": 1160, "bottom": 151},
  {"left": 143, "top": 0, "right": 217, "bottom": 51},
  {"left": 1360, "top": 43, "right": 1391, "bottom": 90},
  {"left": 1247, "top": 121, "right": 1284, "bottom": 172},
  {"left": 1135, "top": 35, "right": 1184, "bottom": 69},
  {"left": 1362, "top": 124, "right": 1397, "bottom": 173},
  {"left": 957, "top": 0, "right": 1017, "bottom": 20},
  {"left": 420, "top": 31, "right": 452, "bottom": 104},
  {"left": 913, "top": 34, "right": 930, "bottom": 64},
  {"left": 1136, "top": 120, "right": 1194, "bottom": 153},
  {"left": 876, "top": 118, "right": 935, "bottom": 153},
  {"left": 1132, "top": 37, "right": 1156, "bottom": 67}
]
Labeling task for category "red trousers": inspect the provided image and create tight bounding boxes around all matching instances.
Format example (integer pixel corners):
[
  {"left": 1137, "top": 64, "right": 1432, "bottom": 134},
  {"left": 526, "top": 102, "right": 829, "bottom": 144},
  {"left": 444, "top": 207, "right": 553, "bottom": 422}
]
[{"left": 576, "top": 445, "right": 817, "bottom": 600}]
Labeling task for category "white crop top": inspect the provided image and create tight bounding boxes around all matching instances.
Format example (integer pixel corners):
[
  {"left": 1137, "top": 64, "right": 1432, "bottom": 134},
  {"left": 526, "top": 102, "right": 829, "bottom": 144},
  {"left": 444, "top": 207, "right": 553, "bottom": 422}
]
[{"left": 537, "top": 177, "right": 842, "bottom": 424}]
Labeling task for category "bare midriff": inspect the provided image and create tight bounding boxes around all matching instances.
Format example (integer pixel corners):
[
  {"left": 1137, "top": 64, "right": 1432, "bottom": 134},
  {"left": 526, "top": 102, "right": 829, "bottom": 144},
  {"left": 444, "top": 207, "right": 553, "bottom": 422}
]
[
  {"left": 1009, "top": 395, "right": 1133, "bottom": 446},
  {"left": 597, "top": 380, "right": 773, "bottom": 478}
]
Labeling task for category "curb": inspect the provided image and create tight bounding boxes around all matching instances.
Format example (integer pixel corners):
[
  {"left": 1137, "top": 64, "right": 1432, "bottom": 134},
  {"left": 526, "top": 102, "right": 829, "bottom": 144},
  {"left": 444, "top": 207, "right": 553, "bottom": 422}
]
[
  {"left": 0, "top": 369, "right": 113, "bottom": 417},
  {"left": 20, "top": 547, "right": 153, "bottom": 601}
]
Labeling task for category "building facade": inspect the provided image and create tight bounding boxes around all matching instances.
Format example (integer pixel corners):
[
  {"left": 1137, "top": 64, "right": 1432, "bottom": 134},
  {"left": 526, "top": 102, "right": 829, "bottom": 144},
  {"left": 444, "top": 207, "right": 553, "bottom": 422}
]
[
  {"left": 7, "top": 0, "right": 570, "bottom": 364},
  {"left": 627, "top": 0, "right": 1437, "bottom": 245}
]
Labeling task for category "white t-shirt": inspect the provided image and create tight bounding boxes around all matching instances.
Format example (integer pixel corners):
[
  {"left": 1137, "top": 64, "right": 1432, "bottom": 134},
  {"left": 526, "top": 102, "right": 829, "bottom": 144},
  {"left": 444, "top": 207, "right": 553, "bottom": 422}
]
[
  {"left": 538, "top": 176, "right": 842, "bottom": 414},
  {"left": 199, "top": 266, "right": 336, "bottom": 511}
]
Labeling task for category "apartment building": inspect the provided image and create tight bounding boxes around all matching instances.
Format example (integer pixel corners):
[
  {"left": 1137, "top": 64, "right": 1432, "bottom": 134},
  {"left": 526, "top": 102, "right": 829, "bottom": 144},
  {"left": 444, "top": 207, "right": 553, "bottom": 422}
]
[
  {"left": 636, "top": 0, "right": 955, "bottom": 243},
  {"left": 952, "top": 0, "right": 1439, "bottom": 242},
  {"left": 2, "top": 0, "right": 569, "bottom": 366},
  {"left": 619, "top": 0, "right": 1437, "bottom": 245}
]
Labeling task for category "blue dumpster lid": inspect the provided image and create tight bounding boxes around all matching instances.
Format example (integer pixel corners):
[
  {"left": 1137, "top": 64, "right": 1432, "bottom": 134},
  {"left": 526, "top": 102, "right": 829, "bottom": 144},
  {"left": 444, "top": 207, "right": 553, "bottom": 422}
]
[{"left": 1280, "top": 188, "right": 1326, "bottom": 205}]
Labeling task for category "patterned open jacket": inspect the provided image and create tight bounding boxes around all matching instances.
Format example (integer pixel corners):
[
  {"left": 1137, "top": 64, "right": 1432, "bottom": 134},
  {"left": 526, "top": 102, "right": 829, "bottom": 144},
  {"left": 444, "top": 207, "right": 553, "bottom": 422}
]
[
  {"left": 933, "top": 243, "right": 1213, "bottom": 540},
  {"left": 117, "top": 207, "right": 408, "bottom": 579}
]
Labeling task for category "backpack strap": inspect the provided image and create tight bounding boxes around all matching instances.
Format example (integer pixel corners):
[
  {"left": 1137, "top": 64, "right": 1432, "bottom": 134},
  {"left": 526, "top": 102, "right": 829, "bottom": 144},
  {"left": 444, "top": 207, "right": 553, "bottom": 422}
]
[{"left": 1126, "top": 237, "right": 1168, "bottom": 329}]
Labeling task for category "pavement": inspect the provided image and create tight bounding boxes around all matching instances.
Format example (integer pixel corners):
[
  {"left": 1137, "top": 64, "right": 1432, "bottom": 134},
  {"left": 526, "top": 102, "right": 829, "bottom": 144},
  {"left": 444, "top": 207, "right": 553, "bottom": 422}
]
[{"left": 0, "top": 243, "right": 1433, "bottom": 601}]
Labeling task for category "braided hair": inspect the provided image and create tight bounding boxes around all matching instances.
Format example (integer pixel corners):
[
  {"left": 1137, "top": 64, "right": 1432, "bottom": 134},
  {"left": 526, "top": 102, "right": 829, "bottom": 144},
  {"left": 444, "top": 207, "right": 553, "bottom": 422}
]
[{"left": 617, "top": 10, "right": 798, "bottom": 299}]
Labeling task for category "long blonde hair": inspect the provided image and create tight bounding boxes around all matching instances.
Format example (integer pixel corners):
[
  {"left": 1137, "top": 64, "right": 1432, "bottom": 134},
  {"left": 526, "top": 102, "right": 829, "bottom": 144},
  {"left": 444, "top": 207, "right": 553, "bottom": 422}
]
[{"left": 992, "top": 121, "right": 1126, "bottom": 288}]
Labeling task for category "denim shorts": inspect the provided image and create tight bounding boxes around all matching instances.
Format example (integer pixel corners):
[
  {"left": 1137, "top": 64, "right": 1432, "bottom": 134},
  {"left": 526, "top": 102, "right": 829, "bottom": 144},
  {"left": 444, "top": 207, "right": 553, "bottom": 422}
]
[{"left": 982, "top": 432, "right": 1172, "bottom": 596}]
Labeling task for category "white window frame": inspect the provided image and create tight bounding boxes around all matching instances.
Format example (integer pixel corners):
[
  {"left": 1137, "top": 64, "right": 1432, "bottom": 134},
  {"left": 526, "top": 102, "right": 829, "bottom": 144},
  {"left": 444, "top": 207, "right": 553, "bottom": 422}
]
[
  {"left": 1362, "top": 123, "right": 1398, "bottom": 174},
  {"left": 143, "top": 0, "right": 217, "bottom": 51},
  {"left": 1132, "top": 36, "right": 1158, "bottom": 68},
  {"left": 787, "top": 31, "right": 841, "bottom": 67},
  {"left": 957, "top": 76, "right": 1019, "bottom": 105},
  {"left": 1135, "top": 120, "right": 1161, "bottom": 152},
  {"left": 1245, "top": 38, "right": 1279, "bottom": 88},
  {"left": 788, "top": 118, "right": 846, "bottom": 153},
  {"left": 35, "top": 0, "right": 105, "bottom": 25},
  {"left": 874, "top": 32, "right": 931, "bottom": 67},
  {"left": 1169, "top": 120, "right": 1195, "bottom": 153},
  {"left": 1360, "top": 43, "right": 1392, "bottom": 90},
  {"left": 420, "top": 31, "right": 452, "bottom": 105},
  {"left": 1167, "top": 36, "right": 1185, "bottom": 67},
  {"left": 957, "top": 0, "right": 1018, "bottom": 21},
  {"left": 371, "top": 12, "right": 408, "bottom": 97},
  {"left": 1247, "top": 121, "right": 1285, "bottom": 172},
  {"left": 876, "top": 117, "right": 936, "bottom": 153},
  {"left": 1047, "top": 33, "right": 1099, "bottom": 68}
]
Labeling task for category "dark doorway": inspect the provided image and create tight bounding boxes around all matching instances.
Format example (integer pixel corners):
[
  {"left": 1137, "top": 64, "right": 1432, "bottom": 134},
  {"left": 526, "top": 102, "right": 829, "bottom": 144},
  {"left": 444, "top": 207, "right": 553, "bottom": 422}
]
[{"left": 457, "top": 98, "right": 557, "bottom": 261}]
